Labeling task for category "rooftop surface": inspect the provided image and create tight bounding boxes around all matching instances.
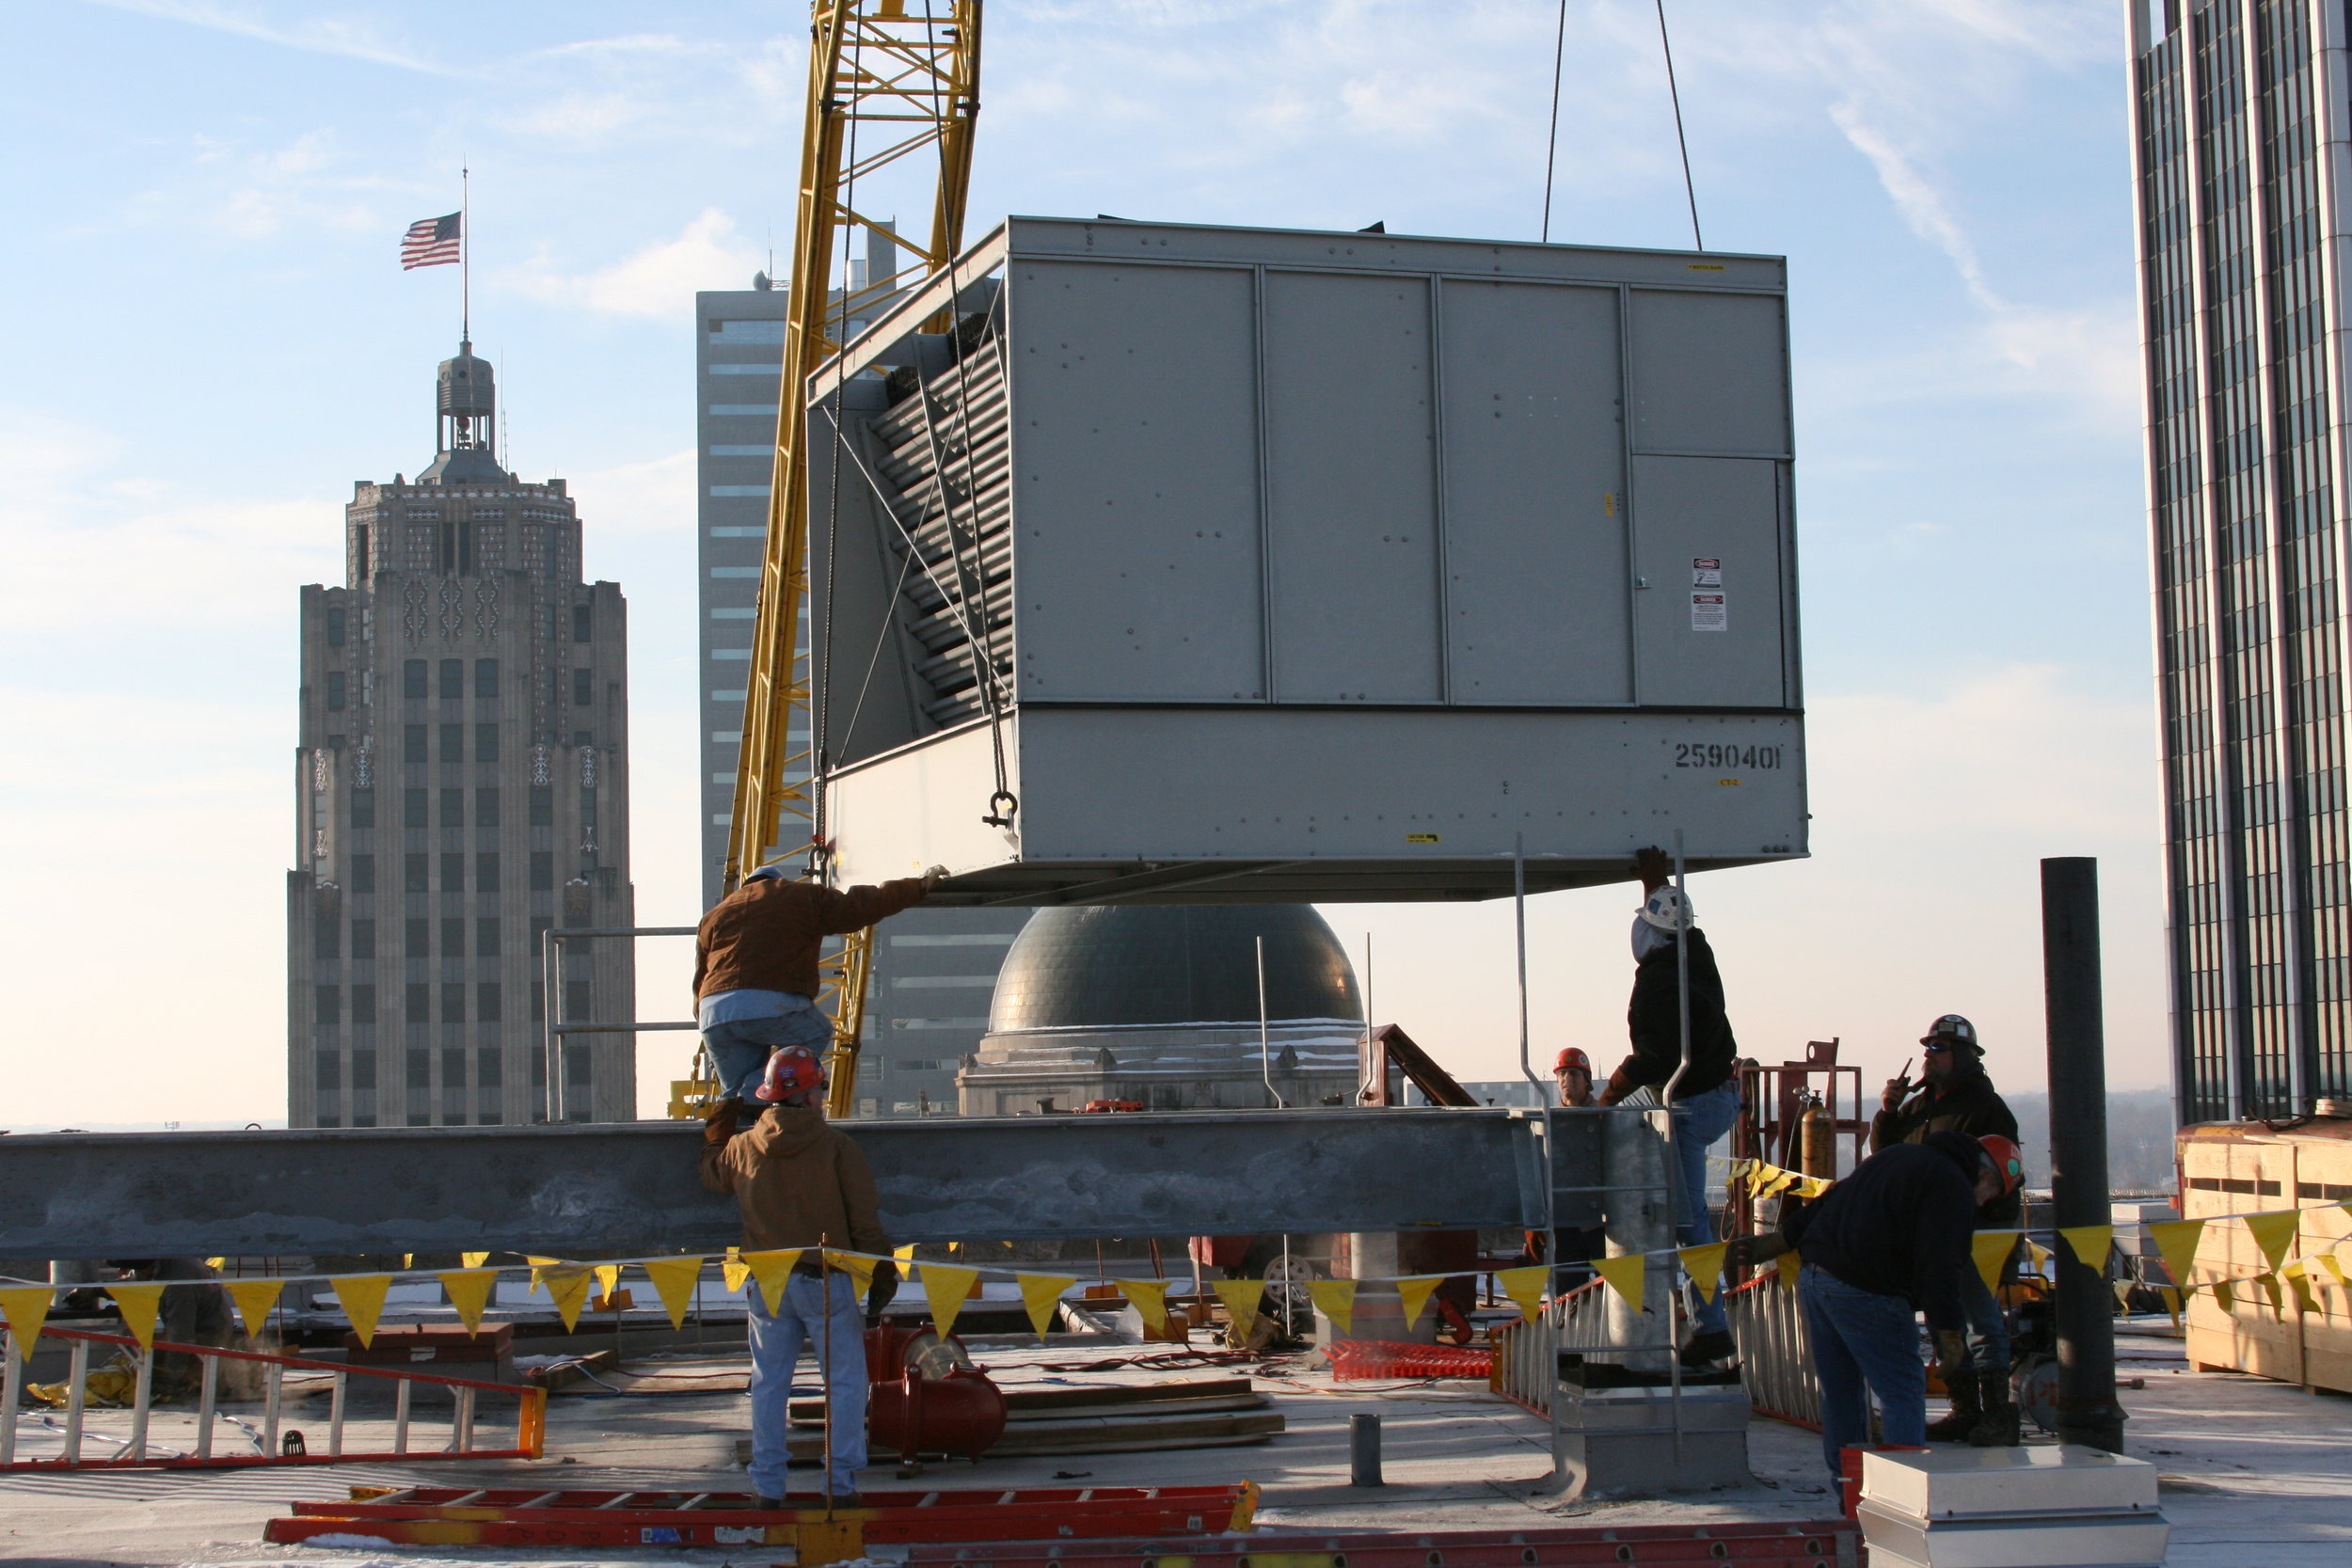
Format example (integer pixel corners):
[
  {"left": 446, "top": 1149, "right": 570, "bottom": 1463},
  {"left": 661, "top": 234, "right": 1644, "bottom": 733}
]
[{"left": 3, "top": 1325, "right": 2344, "bottom": 1566}]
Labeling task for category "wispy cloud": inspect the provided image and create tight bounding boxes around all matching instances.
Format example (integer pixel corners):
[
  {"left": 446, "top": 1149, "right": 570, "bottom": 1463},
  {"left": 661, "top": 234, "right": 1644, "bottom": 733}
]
[
  {"left": 78, "top": 0, "right": 458, "bottom": 75},
  {"left": 503, "top": 208, "right": 763, "bottom": 319}
]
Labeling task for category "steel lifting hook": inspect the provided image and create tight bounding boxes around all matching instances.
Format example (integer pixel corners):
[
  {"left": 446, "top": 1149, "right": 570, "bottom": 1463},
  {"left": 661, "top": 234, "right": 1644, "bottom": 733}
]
[{"left": 982, "top": 790, "right": 1019, "bottom": 829}]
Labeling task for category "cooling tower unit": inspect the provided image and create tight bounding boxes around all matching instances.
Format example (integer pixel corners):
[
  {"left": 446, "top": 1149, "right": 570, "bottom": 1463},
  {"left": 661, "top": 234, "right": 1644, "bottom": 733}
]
[{"left": 804, "top": 216, "right": 1806, "bottom": 904}]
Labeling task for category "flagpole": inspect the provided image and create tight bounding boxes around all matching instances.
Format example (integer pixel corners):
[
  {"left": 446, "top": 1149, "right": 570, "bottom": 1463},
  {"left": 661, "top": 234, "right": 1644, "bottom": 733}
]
[{"left": 460, "top": 166, "right": 470, "bottom": 344}]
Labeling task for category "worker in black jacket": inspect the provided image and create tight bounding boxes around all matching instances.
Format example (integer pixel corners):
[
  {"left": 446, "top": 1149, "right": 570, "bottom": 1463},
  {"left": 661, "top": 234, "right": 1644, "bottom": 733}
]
[
  {"left": 1597, "top": 847, "right": 1741, "bottom": 1367},
  {"left": 1874, "top": 1014, "right": 2023, "bottom": 1444},
  {"left": 1728, "top": 1131, "right": 2014, "bottom": 1479}
]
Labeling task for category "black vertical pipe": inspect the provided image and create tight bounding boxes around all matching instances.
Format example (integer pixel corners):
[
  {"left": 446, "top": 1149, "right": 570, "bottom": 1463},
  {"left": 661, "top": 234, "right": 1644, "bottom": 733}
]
[
  {"left": 1349, "top": 1412, "right": 1384, "bottom": 1486},
  {"left": 2042, "top": 857, "right": 2126, "bottom": 1452}
]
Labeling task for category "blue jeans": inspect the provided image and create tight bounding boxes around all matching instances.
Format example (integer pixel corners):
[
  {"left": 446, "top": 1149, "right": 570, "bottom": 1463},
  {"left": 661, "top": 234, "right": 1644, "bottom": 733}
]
[
  {"left": 1669, "top": 1079, "right": 1741, "bottom": 1337},
  {"left": 704, "top": 1006, "right": 833, "bottom": 1103},
  {"left": 749, "top": 1271, "right": 868, "bottom": 1498},
  {"left": 1947, "top": 1261, "right": 2010, "bottom": 1376},
  {"left": 1798, "top": 1263, "right": 1926, "bottom": 1480}
]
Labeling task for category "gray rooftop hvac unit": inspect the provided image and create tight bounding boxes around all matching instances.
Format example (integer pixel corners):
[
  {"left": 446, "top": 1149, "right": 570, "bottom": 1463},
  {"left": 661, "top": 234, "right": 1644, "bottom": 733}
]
[{"left": 805, "top": 216, "right": 1805, "bottom": 904}]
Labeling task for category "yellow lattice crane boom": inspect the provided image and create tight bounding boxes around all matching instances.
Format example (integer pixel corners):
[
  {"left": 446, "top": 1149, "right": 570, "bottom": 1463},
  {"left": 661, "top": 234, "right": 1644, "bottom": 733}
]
[{"left": 724, "top": 0, "right": 983, "bottom": 1118}]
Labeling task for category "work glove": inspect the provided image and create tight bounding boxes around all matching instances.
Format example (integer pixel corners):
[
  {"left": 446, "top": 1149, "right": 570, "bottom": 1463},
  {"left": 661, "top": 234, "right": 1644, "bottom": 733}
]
[
  {"left": 920, "top": 864, "right": 951, "bottom": 890},
  {"left": 702, "top": 1098, "right": 741, "bottom": 1146},
  {"left": 864, "top": 1259, "right": 899, "bottom": 1329}
]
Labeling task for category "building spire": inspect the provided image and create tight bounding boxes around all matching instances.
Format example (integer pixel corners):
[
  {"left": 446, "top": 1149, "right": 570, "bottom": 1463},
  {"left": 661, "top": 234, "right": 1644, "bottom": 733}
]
[{"left": 420, "top": 339, "right": 510, "bottom": 485}]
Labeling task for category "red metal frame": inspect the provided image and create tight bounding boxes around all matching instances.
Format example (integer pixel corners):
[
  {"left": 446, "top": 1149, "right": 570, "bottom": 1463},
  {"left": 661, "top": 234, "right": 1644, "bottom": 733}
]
[
  {"left": 898, "top": 1521, "right": 1862, "bottom": 1568},
  {"left": 1729, "top": 1040, "right": 1867, "bottom": 1237},
  {"left": 8, "top": 1327, "right": 544, "bottom": 1471}
]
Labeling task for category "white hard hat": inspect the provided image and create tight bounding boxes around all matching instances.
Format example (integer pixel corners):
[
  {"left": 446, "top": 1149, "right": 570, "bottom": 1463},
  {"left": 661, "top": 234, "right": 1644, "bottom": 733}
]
[
  {"left": 1637, "top": 885, "right": 1693, "bottom": 932},
  {"left": 742, "top": 863, "right": 791, "bottom": 884}
]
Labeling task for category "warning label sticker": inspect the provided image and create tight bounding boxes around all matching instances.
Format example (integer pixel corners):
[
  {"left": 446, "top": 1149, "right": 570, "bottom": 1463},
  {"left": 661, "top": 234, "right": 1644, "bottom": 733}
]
[
  {"left": 1692, "top": 558, "right": 1722, "bottom": 587},
  {"left": 1691, "top": 594, "right": 1726, "bottom": 632}
]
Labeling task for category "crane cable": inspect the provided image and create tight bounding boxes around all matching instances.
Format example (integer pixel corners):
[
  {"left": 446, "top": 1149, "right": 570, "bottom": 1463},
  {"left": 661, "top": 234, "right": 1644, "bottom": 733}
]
[
  {"left": 1655, "top": 0, "right": 1703, "bottom": 251},
  {"left": 1539, "top": 1, "right": 1705, "bottom": 253}
]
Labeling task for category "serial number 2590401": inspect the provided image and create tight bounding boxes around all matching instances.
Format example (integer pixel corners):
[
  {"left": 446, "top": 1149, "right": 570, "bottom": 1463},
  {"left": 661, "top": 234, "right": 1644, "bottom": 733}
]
[{"left": 1675, "top": 742, "right": 1784, "bottom": 770}]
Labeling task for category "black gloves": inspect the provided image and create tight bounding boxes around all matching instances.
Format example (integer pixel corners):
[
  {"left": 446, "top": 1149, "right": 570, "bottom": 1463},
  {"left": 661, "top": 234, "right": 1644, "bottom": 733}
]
[{"left": 864, "top": 1259, "right": 899, "bottom": 1329}]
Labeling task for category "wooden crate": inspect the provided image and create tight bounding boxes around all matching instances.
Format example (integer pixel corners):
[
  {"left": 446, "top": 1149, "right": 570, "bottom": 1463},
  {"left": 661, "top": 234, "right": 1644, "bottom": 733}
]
[{"left": 2179, "top": 1121, "right": 2352, "bottom": 1392}]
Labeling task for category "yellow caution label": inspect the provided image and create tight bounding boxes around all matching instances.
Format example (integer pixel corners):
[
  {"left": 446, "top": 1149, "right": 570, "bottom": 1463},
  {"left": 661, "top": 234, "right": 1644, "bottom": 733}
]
[
  {"left": 1689, "top": 262, "right": 1725, "bottom": 271},
  {"left": 1406, "top": 832, "right": 1440, "bottom": 844}
]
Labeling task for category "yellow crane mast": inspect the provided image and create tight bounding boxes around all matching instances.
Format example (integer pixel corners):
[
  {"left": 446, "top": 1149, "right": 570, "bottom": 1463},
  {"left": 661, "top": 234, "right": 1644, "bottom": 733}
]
[{"left": 725, "top": 0, "right": 983, "bottom": 1117}]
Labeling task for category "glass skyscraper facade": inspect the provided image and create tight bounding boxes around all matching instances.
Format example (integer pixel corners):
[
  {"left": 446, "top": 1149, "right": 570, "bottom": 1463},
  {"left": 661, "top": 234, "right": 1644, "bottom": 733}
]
[{"left": 2134, "top": 0, "right": 2352, "bottom": 1119}]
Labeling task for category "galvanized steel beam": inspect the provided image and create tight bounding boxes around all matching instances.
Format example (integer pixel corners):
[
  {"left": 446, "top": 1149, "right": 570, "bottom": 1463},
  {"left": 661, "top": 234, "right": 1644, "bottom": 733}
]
[{"left": 0, "top": 1107, "right": 1610, "bottom": 1261}]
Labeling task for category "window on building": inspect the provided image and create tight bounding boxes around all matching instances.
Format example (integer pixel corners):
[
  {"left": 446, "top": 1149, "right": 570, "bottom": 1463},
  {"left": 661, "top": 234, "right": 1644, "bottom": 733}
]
[
  {"left": 564, "top": 979, "right": 592, "bottom": 1022},
  {"left": 441, "top": 851, "right": 465, "bottom": 891},
  {"left": 478, "top": 1045, "right": 502, "bottom": 1085},
  {"left": 438, "top": 785, "right": 462, "bottom": 827},
  {"left": 709, "top": 526, "right": 765, "bottom": 538},
  {"left": 573, "top": 730, "right": 595, "bottom": 749},
  {"left": 546, "top": 667, "right": 564, "bottom": 708},
  {"left": 404, "top": 788, "right": 427, "bottom": 829},
  {"left": 565, "top": 1041, "right": 592, "bottom": 1085},
  {"left": 708, "top": 484, "right": 773, "bottom": 498},
  {"left": 439, "top": 658, "right": 464, "bottom": 700},
  {"left": 327, "top": 670, "right": 347, "bottom": 711},
  {"left": 352, "top": 983, "right": 376, "bottom": 1024},
  {"left": 405, "top": 853, "right": 428, "bottom": 893},
  {"left": 405, "top": 982, "right": 431, "bottom": 1022},
  {"left": 709, "top": 607, "right": 757, "bottom": 618},
  {"left": 475, "top": 657, "right": 499, "bottom": 698},
  {"left": 326, "top": 607, "right": 347, "bottom": 645},
  {"left": 351, "top": 790, "right": 374, "bottom": 829},
  {"left": 530, "top": 786, "right": 553, "bottom": 826},
  {"left": 440, "top": 723, "right": 463, "bottom": 764},
  {"left": 709, "top": 403, "right": 782, "bottom": 416},
  {"left": 404, "top": 725, "right": 427, "bottom": 765},
  {"left": 352, "top": 1047, "right": 376, "bottom": 1087},
  {"left": 710, "top": 566, "right": 762, "bottom": 578},
  {"left": 476, "top": 724, "right": 500, "bottom": 764},
  {"left": 351, "top": 918, "right": 375, "bottom": 960},
  {"left": 405, "top": 918, "right": 429, "bottom": 958},
  {"left": 476, "top": 786, "right": 501, "bottom": 827},
  {"left": 441, "top": 915, "right": 466, "bottom": 956},
  {"left": 313, "top": 917, "right": 338, "bottom": 960},
  {"left": 573, "top": 604, "right": 592, "bottom": 642},
  {"left": 580, "top": 787, "right": 597, "bottom": 827},
  {"left": 708, "top": 319, "right": 787, "bottom": 343},
  {"left": 351, "top": 854, "right": 374, "bottom": 894},
  {"left": 531, "top": 979, "right": 546, "bottom": 1022},
  {"left": 477, "top": 851, "right": 501, "bottom": 893},
  {"left": 573, "top": 668, "right": 594, "bottom": 705},
  {"left": 442, "top": 982, "right": 466, "bottom": 1023},
  {"left": 477, "top": 915, "right": 501, "bottom": 956},
  {"left": 442, "top": 1044, "right": 468, "bottom": 1085},
  {"left": 316, "top": 1051, "right": 341, "bottom": 1091},
  {"left": 708, "top": 362, "right": 786, "bottom": 375},
  {"left": 315, "top": 984, "right": 339, "bottom": 1024},
  {"left": 404, "top": 659, "right": 427, "bottom": 700},
  {"left": 707, "top": 446, "right": 771, "bottom": 458},
  {"left": 406, "top": 1046, "right": 432, "bottom": 1087},
  {"left": 531, "top": 850, "right": 554, "bottom": 891},
  {"left": 478, "top": 982, "right": 503, "bottom": 1022}
]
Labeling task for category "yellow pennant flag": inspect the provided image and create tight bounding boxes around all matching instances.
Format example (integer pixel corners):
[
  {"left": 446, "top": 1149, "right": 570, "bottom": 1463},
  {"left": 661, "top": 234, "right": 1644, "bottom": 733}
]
[
  {"left": 2160, "top": 1284, "right": 2181, "bottom": 1327},
  {"left": 1308, "top": 1278, "right": 1358, "bottom": 1335},
  {"left": 335, "top": 1275, "right": 392, "bottom": 1349},
  {"left": 1117, "top": 1277, "right": 1170, "bottom": 1332},
  {"left": 826, "top": 1251, "right": 878, "bottom": 1299},
  {"left": 640, "top": 1259, "right": 705, "bottom": 1331},
  {"left": 205, "top": 1257, "right": 226, "bottom": 1271},
  {"left": 2245, "top": 1212, "right": 2301, "bottom": 1274},
  {"left": 1212, "top": 1278, "right": 1264, "bottom": 1339},
  {"left": 922, "top": 1264, "right": 981, "bottom": 1338},
  {"left": 721, "top": 1250, "right": 752, "bottom": 1293},
  {"left": 541, "top": 1268, "right": 593, "bottom": 1332},
  {"left": 592, "top": 1264, "right": 622, "bottom": 1302},
  {"left": 2059, "top": 1225, "right": 2113, "bottom": 1271},
  {"left": 2112, "top": 1278, "right": 2136, "bottom": 1311},
  {"left": 0, "top": 1288, "right": 55, "bottom": 1361},
  {"left": 2026, "top": 1240, "right": 2053, "bottom": 1274},
  {"left": 2213, "top": 1278, "right": 2235, "bottom": 1313},
  {"left": 1678, "top": 1243, "right": 1729, "bottom": 1305},
  {"left": 225, "top": 1278, "right": 285, "bottom": 1338},
  {"left": 2316, "top": 1252, "right": 2348, "bottom": 1290},
  {"left": 526, "top": 1256, "right": 566, "bottom": 1289},
  {"left": 439, "top": 1270, "right": 497, "bottom": 1335},
  {"left": 743, "top": 1250, "right": 803, "bottom": 1315},
  {"left": 894, "top": 1243, "right": 918, "bottom": 1263},
  {"left": 2147, "top": 1220, "right": 2204, "bottom": 1291},
  {"left": 1971, "top": 1231, "right": 2020, "bottom": 1292},
  {"left": 2257, "top": 1273, "right": 2283, "bottom": 1315},
  {"left": 2283, "top": 1262, "right": 2317, "bottom": 1316},
  {"left": 461, "top": 1252, "right": 490, "bottom": 1269},
  {"left": 1762, "top": 1169, "right": 1799, "bottom": 1199},
  {"left": 1393, "top": 1275, "right": 1445, "bottom": 1330},
  {"left": 1593, "top": 1255, "right": 1646, "bottom": 1315},
  {"left": 1018, "top": 1274, "right": 1075, "bottom": 1339},
  {"left": 107, "top": 1283, "right": 167, "bottom": 1352},
  {"left": 1776, "top": 1250, "right": 1802, "bottom": 1291},
  {"left": 1496, "top": 1264, "right": 1549, "bottom": 1323}
]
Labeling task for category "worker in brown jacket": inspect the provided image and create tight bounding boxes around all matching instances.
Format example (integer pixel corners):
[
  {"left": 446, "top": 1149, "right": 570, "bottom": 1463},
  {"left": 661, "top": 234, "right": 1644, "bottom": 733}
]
[
  {"left": 694, "top": 862, "right": 945, "bottom": 1110},
  {"left": 700, "top": 1047, "right": 899, "bottom": 1508}
]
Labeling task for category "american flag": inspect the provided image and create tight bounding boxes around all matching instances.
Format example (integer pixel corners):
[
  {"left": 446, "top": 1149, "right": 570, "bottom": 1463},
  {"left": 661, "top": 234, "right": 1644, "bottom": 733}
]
[{"left": 401, "top": 212, "right": 462, "bottom": 269}]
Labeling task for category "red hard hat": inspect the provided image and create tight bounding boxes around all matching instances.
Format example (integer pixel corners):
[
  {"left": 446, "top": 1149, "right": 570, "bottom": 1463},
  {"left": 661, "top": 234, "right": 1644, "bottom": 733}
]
[
  {"left": 755, "top": 1046, "right": 827, "bottom": 1106},
  {"left": 1977, "top": 1133, "right": 2024, "bottom": 1196},
  {"left": 1553, "top": 1048, "right": 1592, "bottom": 1074}
]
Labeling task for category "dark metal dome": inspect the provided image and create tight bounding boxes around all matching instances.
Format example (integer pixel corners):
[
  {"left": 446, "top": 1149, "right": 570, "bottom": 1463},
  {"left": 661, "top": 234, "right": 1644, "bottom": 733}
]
[{"left": 987, "top": 905, "right": 1360, "bottom": 1033}]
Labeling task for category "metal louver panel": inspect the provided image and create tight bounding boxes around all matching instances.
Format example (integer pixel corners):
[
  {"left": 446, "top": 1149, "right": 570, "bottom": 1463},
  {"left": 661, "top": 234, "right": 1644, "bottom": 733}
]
[{"left": 865, "top": 333, "right": 1014, "bottom": 728}]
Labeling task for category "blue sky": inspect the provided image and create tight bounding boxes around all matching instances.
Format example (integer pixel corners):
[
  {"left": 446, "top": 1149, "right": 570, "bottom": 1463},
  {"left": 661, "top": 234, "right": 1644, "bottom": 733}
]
[{"left": 2, "top": 0, "right": 2156, "bottom": 1123}]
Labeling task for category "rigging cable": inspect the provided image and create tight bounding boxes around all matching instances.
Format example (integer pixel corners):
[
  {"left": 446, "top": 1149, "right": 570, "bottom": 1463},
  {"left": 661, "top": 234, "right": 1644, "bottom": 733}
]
[
  {"left": 1654, "top": 0, "right": 1703, "bottom": 250},
  {"left": 1539, "top": 0, "right": 1568, "bottom": 242}
]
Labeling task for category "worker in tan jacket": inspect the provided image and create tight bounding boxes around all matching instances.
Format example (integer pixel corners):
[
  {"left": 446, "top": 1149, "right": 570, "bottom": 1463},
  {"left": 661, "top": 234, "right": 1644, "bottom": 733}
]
[
  {"left": 701, "top": 1047, "right": 898, "bottom": 1508},
  {"left": 693, "top": 862, "right": 945, "bottom": 1110}
]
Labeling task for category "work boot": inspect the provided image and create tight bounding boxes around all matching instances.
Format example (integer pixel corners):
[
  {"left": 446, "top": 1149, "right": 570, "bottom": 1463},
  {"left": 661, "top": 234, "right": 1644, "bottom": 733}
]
[
  {"left": 827, "top": 1491, "right": 865, "bottom": 1509},
  {"left": 1966, "top": 1370, "right": 2022, "bottom": 1448},
  {"left": 1677, "top": 1329, "right": 1736, "bottom": 1370},
  {"left": 755, "top": 1496, "right": 782, "bottom": 1511},
  {"left": 1924, "top": 1369, "right": 1982, "bottom": 1441}
]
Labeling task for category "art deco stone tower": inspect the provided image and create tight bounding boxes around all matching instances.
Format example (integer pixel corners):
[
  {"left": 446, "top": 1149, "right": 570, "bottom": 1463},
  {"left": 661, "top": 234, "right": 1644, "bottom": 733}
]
[{"left": 288, "top": 342, "right": 635, "bottom": 1126}]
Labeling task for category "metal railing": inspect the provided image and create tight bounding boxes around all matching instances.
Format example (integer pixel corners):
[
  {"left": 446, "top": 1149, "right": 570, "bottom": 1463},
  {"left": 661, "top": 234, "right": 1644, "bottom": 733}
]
[
  {"left": 540, "top": 924, "right": 699, "bottom": 1121},
  {"left": 1487, "top": 1276, "right": 1621, "bottom": 1418},
  {"left": 2, "top": 1328, "right": 545, "bottom": 1470},
  {"left": 1724, "top": 1273, "right": 1818, "bottom": 1429}
]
